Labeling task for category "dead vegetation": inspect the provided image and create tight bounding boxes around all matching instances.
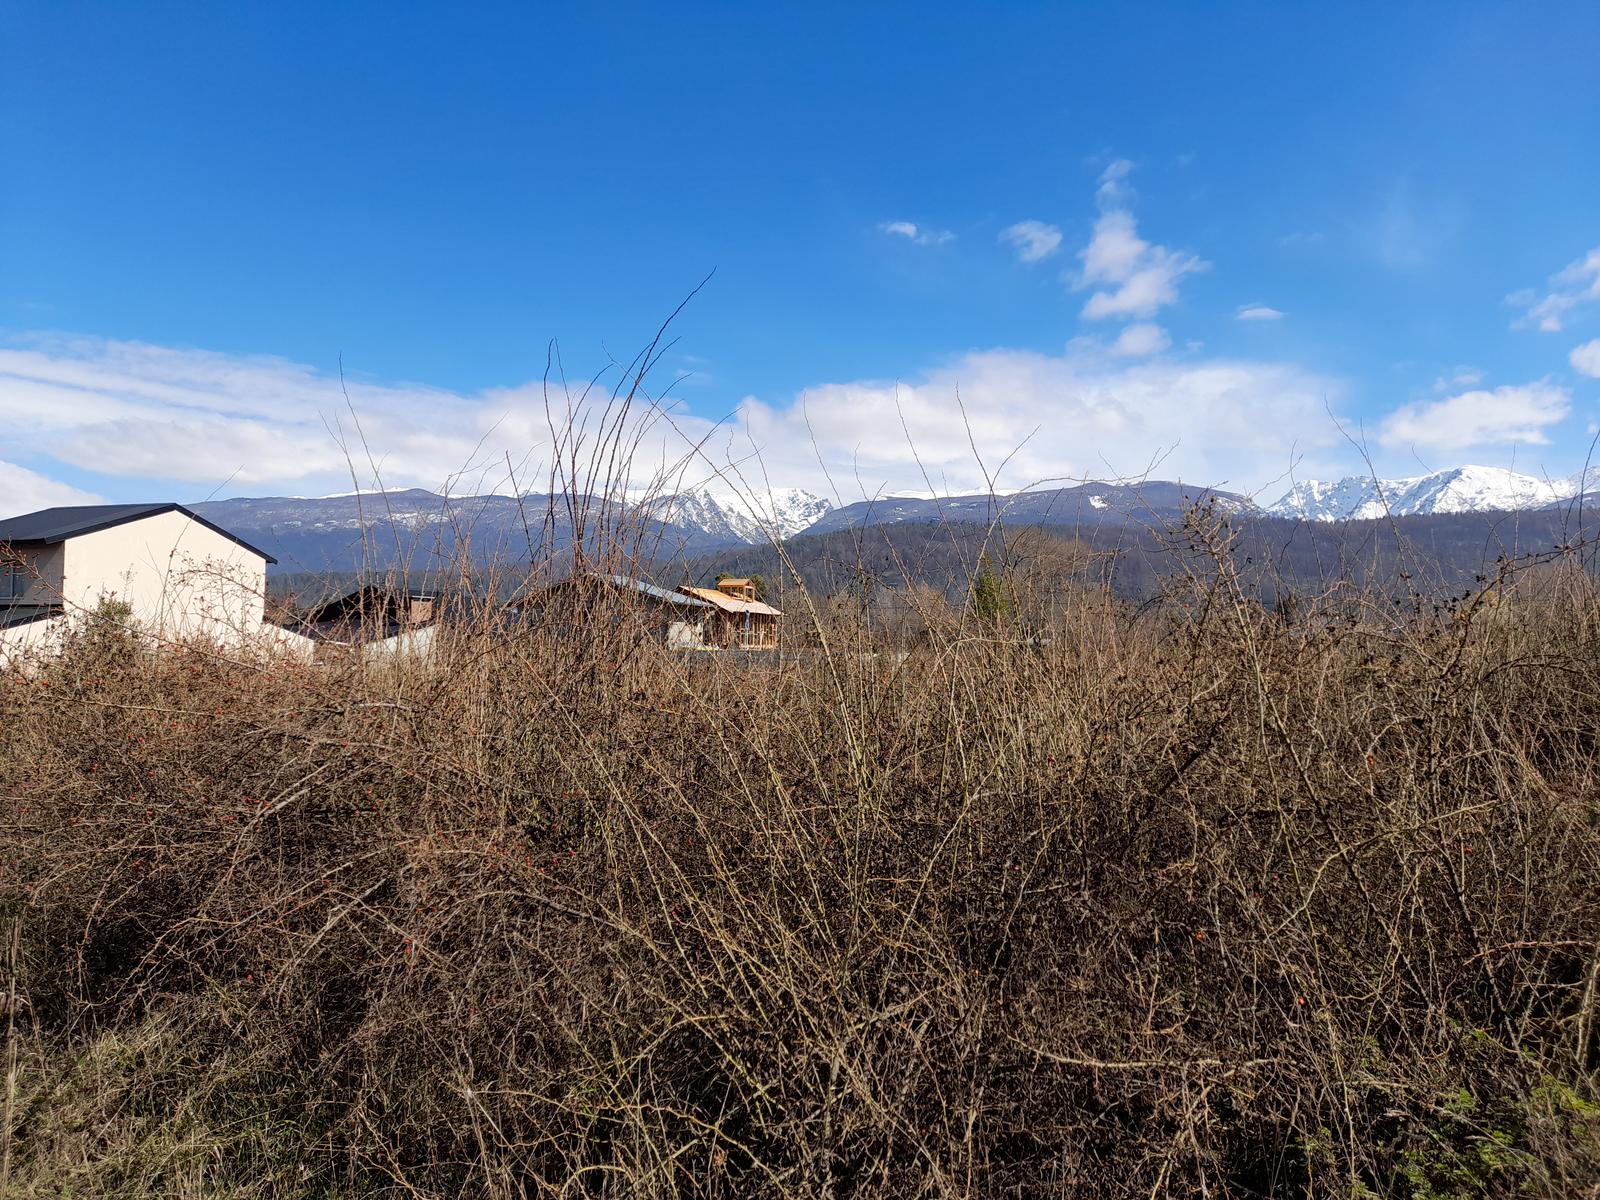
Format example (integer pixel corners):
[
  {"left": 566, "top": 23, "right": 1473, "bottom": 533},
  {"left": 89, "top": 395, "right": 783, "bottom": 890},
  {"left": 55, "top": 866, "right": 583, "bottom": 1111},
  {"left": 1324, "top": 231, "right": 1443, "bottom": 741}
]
[{"left": 1, "top": 499, "right": 1598, "bottom": 1199}]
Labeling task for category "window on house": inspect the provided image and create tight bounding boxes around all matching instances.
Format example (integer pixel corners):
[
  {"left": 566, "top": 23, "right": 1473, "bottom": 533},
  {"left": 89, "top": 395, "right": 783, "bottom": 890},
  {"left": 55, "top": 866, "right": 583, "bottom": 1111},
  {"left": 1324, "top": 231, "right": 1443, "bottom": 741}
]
[{"left": 0, "top": 561, "right": 26, "bottom": 600}]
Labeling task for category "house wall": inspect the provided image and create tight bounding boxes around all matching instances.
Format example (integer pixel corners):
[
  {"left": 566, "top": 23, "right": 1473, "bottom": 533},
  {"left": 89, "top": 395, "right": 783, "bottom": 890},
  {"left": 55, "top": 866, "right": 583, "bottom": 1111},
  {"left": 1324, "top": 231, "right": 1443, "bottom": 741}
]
[
  {"left": 0, "top": 614, "right": 67, "bottom": 664},
  {"left": 736, "top": 615, "right": 779, "bottom": 648},
  {"left": 254, "top": 623, "right": 319, "bottom": 662},
  {"left": 307, "top": 623, "right": 440, "bottom": 664},
  {"left": 705, "top": 611, "right": 779, "bottom": 648},
  {"left": 665, "top": 618, "right": 706, "bottom": 649},
  {"left": 363, "top": 623, "right": 436, "bottom": 661},
  {"left": 60, "top": 512, "right": 268, "bottom": 644}
]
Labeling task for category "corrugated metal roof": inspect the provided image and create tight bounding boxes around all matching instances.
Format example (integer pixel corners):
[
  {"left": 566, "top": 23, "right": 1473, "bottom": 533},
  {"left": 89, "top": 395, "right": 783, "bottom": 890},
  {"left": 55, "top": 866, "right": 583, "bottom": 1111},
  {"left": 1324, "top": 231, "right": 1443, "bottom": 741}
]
[
  {"left": 597, "top": 574, "right": 713, "bottom": 608},
  {"left": 0, "top": 503, "right": 277, "bottom": 563}
]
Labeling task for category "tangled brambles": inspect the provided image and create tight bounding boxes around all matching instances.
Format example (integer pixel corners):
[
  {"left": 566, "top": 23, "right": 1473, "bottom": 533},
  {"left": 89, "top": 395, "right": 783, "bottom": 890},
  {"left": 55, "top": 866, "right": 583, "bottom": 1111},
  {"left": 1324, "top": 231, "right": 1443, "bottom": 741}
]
[{"left": 3, "top": 538, "right": 1600, "bottom": 1197}]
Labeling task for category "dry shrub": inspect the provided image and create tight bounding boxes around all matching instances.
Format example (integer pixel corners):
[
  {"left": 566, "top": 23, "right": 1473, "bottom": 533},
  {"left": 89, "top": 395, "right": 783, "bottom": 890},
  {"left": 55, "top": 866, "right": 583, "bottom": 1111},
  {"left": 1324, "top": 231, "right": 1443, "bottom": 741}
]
[{"left": 3, "top": 522, "right": 1600, "bottom": 1198}]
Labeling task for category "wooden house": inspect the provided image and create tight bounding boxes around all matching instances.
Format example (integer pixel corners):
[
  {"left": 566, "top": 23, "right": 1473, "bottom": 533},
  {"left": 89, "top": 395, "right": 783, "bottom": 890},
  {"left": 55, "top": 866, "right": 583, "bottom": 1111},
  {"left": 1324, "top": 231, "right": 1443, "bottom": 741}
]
[{"left": 677, "top": 578, "right": 783, "bottom": 649}]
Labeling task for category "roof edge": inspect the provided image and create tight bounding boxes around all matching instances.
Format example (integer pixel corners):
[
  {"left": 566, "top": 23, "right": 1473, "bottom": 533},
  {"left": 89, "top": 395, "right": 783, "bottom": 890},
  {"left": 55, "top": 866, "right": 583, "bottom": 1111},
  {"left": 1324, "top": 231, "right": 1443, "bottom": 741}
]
[
  {"left": 1, "top": 503, "right": 278, "bottom": 564},
  {"left": 0, "top": 603, "right": 65, "bottom": 630}
]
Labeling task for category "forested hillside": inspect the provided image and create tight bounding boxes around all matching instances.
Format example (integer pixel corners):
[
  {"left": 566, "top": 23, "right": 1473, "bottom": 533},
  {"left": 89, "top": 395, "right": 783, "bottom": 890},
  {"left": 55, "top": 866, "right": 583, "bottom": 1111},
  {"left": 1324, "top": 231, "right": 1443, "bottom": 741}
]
[{"left": 690, "top": 508, "right": 1600, "bottom": 611}]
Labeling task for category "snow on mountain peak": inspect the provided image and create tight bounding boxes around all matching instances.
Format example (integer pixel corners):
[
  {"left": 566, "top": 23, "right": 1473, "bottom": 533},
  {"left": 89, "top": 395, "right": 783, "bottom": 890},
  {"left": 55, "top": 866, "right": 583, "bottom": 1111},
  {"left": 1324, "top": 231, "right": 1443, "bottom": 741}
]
[
  {"left": 1267, "top": 465, "right": 1571, "bottom": 521},
  {"left": 650, "top": 485, "right": 832, "bottom": 543},
  {"left": 1565, "top": 464, "right": 1600, "bottom": 497}
]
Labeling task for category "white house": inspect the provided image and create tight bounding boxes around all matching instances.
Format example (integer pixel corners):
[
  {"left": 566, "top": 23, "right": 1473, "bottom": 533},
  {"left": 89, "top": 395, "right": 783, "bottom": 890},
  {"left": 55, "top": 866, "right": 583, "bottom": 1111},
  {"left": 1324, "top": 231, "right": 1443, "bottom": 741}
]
[{"left": 0, "top": 503, "right": 276, "bottom": 659}]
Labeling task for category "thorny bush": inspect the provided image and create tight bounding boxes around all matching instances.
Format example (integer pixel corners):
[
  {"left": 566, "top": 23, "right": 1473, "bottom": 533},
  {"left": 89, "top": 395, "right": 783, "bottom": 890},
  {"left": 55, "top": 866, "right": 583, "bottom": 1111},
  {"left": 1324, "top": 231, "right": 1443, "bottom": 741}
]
[{"left": 3, "top": 538, "right": 1600, "bottom": 1198}]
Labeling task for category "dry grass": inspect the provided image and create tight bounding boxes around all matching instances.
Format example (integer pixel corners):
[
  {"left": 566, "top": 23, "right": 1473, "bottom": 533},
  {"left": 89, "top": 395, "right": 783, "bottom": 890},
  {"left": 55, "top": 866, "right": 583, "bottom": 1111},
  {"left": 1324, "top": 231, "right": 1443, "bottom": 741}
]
[{"left": 3, "top": 515, "right": 1600, "bottom": 1198}]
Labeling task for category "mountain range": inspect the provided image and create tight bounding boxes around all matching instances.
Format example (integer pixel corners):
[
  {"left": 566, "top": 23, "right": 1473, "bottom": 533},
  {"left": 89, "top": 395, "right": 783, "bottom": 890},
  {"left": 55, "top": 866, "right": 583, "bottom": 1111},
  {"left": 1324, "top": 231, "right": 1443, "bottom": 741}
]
[
  {"left": 1263, "top": 464, "right": 1597, "bottom": 522},
  {"left": 643, "top": 486, "right": 831, "bottom": 543},
  {"left": 801, "top": 465, "right": 1597, "bottom": 534},
  {"left": 185, "top": 464, "right": 1600, "bottom": 576},
  {"left": 188, "top": 485, "right": 838, "bottom": 575}
]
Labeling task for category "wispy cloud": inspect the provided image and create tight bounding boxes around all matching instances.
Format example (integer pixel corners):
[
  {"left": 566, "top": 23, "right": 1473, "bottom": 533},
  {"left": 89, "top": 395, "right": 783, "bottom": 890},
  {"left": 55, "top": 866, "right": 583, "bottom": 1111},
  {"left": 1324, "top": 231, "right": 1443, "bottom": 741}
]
[
  {"left": 1096, "top": 158, "right": 1135, "bottom": 207},
  {"left": 1379, "top": 381, "right": 1570, "bottom": 451},
  {"left": 0, "top": 460, "right": 100, "bottom": 519},
  {"left": 0, "top": 333, "right": 720, "bottom": 499},
  {"left": 1235, "top": 304, "right": 1284, "bottom": 322},
  {"left": 1510, "top": 247, "right": 1600, "bottom": 332},
  {"left": 1432, "top": 366, "right": 1484, "bottom": 391},
  {"left": 1076, "top": 163, "right": 1207, "bottom": 321},
  {"left": 1367, "top": 181, "right": 1461, "bottom": 272},
  {"left": 880, "top": 220, "right": 954, "bottom": 247},
  {"left": 1109, "top": 323, "right": 1169, "bottom": 357},
  {"left": 0, "top": 331, "right": 1351, "bottom": 503},
  {"left": 999, "top": 220, "right": 1063, "bottom": 263},
  {"left": 1572, "top": 339, "right": 1600, "bottom": 378}
]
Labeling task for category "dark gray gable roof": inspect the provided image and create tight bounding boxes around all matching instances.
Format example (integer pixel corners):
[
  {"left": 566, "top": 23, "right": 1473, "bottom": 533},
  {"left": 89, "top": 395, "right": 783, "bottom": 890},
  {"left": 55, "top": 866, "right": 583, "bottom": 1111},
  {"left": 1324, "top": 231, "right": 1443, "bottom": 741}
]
[
  {"left": 0, "top": 603, "right": 62, "bottom": 630},
  {"left": 0, "top": 503, "right": 277, "bottom": 563},
  {"left": 301, "top": 585, "right": 438, "bottom": 625}
]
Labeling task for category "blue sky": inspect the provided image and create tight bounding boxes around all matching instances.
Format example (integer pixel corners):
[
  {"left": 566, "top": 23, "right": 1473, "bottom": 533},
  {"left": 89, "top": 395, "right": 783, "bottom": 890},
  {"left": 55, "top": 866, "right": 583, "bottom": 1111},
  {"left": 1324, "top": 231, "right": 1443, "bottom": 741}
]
[{"left": 4, "top": 1, "right": 1600, "bottom": 513}]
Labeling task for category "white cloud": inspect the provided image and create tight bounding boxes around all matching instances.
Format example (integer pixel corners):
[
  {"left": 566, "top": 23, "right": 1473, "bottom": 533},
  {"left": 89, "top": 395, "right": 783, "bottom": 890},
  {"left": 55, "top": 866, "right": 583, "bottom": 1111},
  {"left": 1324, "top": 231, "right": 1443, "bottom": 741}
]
[
  {"left": 1510, "top": 246, "right": 1600, "bottom": 332},
  {"left": 0, "top": 336, "right": 490, "bottom": 487},
  {"left": 1379, "top": 382, "right": 1571, "bottom": 451},
  {"left": 0, "top": 333, "right": 733, "bottom": 500},
  {"left": 880, "top": 220, "right": 954, "bottom": 247},
  {"left": 1076, "top": 164, "right": 1207, "bottom": 321},
  {"left": 1433, "top": 366, "right": 1484, "bottom": 391},
  {"left": 1109, "top": 323, "right": 1169, "bottom": 357},
  {"left": 1236, "top": 304, "right": 1284, "bottom": 322},
  {"left": 1570, "top": 339, "right": 1600, "bottom": 378},
  {"left": 0, "top": 331, "right": 1348, "bottom": 504},
  {"left": 999, "top": 220, "right": 1063, "bottom": 263},
  {"left": 0, "top": 460, "right": 100, "bottom": 519},
  {"left": 737, "top": 347, "right": 1342, "bottom": 497},
  {"left": 22, "top": 329, "right": 1584, "bottom": 510}
]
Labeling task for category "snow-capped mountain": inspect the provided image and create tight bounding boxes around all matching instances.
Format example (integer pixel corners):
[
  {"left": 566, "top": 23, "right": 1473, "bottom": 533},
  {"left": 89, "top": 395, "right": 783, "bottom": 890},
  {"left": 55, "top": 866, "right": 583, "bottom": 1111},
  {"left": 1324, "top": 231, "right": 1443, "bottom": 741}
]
[
  {"left": 804, "top": 480, "right": 1253, "bottom": 535},
  {"left": 171, "top": 466, "right": 1600, "bottom": 576},
  {"left": 647, "top": 486, "right": 831, "bottom": 543},
  {"left": 188, "top": 486, "right": 833, "bottom": 572},
  {"left": 1267, "top": 465, "right": 1577, "bottom": 522},
  {"left": 186, "top": 486, "right": 793, "bottom": 573}
]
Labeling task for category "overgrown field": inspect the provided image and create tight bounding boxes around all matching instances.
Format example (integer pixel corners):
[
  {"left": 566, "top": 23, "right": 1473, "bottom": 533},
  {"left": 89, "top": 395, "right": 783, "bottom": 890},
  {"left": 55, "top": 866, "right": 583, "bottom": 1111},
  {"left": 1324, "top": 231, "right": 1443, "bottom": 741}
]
[{"left": 4, "top": 546, "right": 1600, "bottom": 1197}]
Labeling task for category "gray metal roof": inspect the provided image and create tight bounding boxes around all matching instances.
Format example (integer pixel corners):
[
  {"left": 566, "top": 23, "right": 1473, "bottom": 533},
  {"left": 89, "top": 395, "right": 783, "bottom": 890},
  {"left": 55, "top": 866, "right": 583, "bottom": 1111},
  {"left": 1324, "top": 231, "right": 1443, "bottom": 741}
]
[
  {"left": 0, "top": 503, "right": 277, "bottom": 563},
  {"left": 596, "top": 574, "right": 712, "bottom": 607}
]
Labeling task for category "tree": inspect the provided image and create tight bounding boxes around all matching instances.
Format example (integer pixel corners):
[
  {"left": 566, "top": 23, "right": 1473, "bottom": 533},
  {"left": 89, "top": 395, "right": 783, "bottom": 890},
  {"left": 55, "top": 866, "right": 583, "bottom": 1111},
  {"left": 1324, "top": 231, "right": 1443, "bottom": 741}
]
[{"left": 967, "top": 554, "right": 1008, "bottom": 625}]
